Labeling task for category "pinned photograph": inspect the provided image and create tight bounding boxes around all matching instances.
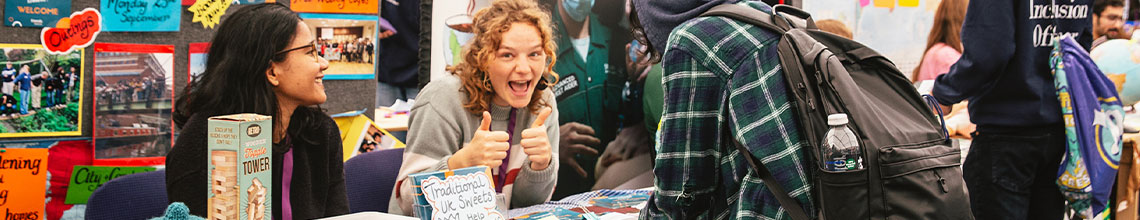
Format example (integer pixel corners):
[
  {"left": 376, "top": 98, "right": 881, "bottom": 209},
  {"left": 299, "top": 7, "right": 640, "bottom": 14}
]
[
  {"left": 300, "top": 13, "right": 378, "bottom": 80},
  {"left": 92, "top": 43, "right": 174, "bottom": 165},
  {"left": 0, "top": 44, "right": 83, "bottom": 137}
]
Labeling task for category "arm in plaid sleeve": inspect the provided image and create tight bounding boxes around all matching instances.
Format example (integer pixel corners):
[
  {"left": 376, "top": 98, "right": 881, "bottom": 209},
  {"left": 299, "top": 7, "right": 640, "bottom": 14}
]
[{"left": 643, "top": 46, "right": 726, "bottom": 219}]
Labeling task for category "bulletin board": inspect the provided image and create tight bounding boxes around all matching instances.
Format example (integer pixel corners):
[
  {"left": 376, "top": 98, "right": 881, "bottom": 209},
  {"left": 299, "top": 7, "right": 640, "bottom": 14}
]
[{"left": 0, "top": 0, "right": 382, "bottom": 218}]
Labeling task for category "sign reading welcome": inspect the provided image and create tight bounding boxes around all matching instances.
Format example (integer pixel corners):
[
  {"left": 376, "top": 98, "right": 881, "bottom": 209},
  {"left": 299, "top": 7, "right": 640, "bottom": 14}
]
[{"left": 410, "top": 166, "right": 503, "bottom": 220}]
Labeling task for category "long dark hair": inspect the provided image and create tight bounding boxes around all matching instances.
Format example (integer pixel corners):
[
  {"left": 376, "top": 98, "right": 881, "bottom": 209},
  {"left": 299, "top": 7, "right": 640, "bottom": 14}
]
[{"left": 174, "top": 3, "right": 321, "bottom": 141}]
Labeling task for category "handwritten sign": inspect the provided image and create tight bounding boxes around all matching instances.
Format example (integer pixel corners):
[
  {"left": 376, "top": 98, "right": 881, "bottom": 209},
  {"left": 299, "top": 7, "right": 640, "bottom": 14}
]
[
  {"left": 4, "top": 0, "right": 70, "bottom": 27},
  {"left": 101, "top": 0, "right": 180, "bottom": 31},
  {"left": 873, "top": 0, "right": 894, "bottom": 8},
  {"left": 290, "top": 0, "right": 377, "bottom": 14},
  {"left": 40, "top": 8, "right": 101, "bottom": 55},
  {"left": 0, "top": 148, "right": 48, "bottom": 220},
  {"left": 63, "top": 166, "right": 155, "bottom": 204},
  {"left": 187, "top": 0, "right": 230, "bottom": 29},
  {"left": 410, "top": 166, "right": 504, "bottom": 220}
]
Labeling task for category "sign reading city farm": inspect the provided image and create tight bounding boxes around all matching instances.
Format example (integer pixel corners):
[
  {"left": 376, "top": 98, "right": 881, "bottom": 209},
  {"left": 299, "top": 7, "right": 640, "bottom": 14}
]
[
  {"left": 290, "top": 0, "right": 377, "bottom": 14},
  {"left": 101, "top": 0, "right": 180, "bottom": 31},
  {"left": 40, "top": 8, "right": 101, "bottom": 55},
  {"left": 0, "top": 149, "right": 49, "bottom": 220},
  {"left": 64, "top": 166, "right": 156, "bottom": 204}
]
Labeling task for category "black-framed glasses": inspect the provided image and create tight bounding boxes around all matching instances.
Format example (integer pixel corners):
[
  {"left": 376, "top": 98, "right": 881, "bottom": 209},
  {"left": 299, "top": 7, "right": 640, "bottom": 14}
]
[{"left": 274, "top": 42, "right": 319, "bottom": 59}]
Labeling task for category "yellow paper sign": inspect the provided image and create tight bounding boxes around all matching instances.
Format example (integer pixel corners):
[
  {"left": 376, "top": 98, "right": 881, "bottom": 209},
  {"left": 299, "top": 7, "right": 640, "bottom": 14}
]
[
  {"left": 188, "top": 0, "right": 231, "bottom": 29},
  {"left": 0, "top": 148, "right": 49, "bottom": 220},
  {"left": 898, "top": 0, "right": 919, "bottom": 7},
  {"left": 874, "top": 0, "right": 895, "bottom": 8}
]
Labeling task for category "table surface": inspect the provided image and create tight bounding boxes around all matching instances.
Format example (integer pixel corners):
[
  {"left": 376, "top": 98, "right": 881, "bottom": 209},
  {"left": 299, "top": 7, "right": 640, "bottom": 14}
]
[
  {"left": 374, "top": 107, "right": 409, "bottom": 132},
  {"left": 319, "top": 211, "right": 419, "bottom": 220}
]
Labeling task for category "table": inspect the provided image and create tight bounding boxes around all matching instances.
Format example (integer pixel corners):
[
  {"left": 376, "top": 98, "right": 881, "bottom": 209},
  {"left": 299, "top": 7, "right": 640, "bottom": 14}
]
[
  {"left": 1118, "top": 133, "right": 1140, "bottom": 219},
  {"left": 319, "top": 211, "right": 419, "bottom": 220},
  {"left": 507, "top": 188, "right": 651, "bottom": 219},
  {"left": 374, "top": 107, "right": 409, "bottom": 132}
]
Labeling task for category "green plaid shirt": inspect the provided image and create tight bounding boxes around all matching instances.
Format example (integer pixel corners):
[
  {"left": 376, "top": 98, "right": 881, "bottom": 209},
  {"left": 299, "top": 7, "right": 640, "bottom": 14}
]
[{"left": 641, "top": 2, "right": 814, "bottom": 219}]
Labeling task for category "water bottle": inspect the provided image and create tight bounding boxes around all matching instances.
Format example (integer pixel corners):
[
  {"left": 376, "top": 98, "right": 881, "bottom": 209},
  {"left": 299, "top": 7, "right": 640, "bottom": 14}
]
[{"left": 820, "top": 113, "right": 864, "bottom": 172}]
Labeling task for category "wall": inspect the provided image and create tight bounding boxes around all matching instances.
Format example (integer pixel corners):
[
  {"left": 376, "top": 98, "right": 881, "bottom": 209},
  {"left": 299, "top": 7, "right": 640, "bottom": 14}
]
[{"left": 0, "top": 0, "right": 378, "bottom": 138}]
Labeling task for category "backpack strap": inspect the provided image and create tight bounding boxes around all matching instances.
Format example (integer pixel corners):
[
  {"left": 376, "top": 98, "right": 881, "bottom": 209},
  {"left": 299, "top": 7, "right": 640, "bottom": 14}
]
[
  {"left": 700, "top": 4, "right": 786, "bottom": 32},
  {"left": 723, "top": 115, "right": 811, "bottom": 220}
]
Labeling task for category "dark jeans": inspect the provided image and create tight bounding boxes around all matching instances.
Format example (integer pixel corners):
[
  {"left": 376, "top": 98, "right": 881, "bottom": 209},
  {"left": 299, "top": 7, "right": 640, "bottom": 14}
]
[{"left": 964, "top": 125, "right": 1066, "bottom": 220}]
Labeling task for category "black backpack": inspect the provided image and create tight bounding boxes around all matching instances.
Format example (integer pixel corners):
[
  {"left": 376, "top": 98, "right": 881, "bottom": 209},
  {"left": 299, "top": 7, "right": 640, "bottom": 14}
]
[{"left": 701, "top": 4, "right": 972, "bottom": 220}]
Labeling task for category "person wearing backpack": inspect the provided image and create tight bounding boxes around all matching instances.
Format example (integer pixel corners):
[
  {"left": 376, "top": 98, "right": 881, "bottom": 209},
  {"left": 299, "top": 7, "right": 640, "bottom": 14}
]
[
  {"left": 631, "top": 1, "right": 813, "bottom": 218},
  {"left": 930, "top": 0, "right": 1092, "bottom": 219}
]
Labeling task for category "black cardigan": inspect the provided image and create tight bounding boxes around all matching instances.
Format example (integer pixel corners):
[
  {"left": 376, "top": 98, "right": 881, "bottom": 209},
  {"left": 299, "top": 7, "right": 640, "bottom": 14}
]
[{"left": 166, "top": 109, "right": 350, "bottom": 219}]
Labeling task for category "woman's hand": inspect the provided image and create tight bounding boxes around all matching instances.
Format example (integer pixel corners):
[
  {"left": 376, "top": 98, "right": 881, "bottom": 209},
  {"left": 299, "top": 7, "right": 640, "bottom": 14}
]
[
  {"left": 450, "top": 111, "right": 511, "bottom": 169},
  {"left": 521, "top": 107, "right": 553, "bottom": 170}
]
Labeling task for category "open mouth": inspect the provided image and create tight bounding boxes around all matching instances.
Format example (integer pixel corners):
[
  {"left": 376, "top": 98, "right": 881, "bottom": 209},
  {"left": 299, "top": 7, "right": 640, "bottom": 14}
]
[
  {"left": 508, "top": 79, "right": 532, "bottom": 96},
  {"left": 315, "top": 75, "right": 324, "bottom": 85}
]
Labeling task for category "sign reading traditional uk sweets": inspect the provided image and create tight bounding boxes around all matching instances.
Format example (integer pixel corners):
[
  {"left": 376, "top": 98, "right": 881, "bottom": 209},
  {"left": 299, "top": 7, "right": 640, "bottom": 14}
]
[{"left": 410, "top": 166, "right": 504, "bottom": 220}]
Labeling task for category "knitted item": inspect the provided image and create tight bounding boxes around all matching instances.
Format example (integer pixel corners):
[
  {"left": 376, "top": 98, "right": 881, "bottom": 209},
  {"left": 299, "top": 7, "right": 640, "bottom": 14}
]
[{"left": 150, "top": 202, "right": 206, "bottom": 220}]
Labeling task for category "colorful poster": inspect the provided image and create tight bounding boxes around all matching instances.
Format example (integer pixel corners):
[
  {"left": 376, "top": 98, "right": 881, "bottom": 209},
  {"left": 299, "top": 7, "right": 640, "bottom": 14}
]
[
  {"left": 101, "top": 0, "right": 181, "bottom": 32},
  {"left": 291, "top": 0, "right": 377, "bottom": 14},
  {"left": 300, "top": 13, "right": 378, "bottom": 80},
  {"left": 0, "top": 44, "right": 84, "bottom": 138},
  {"left": 4, "top": 0, "right": 69, "bottom": 27},
  {"left": 92, "top": 43, "right": 174, "bottom": 166},
  {"left": 188, "top": 42, "right": 208, "bottom": 83},
  {"left": 805, "top": 0, "right": 941, "bottom": 81},
  {"left": 64, "top": 165, "right": 155, "bottom": 204},
  {"left": 0, "top": 148, "right": 49, "bottom": 220}
]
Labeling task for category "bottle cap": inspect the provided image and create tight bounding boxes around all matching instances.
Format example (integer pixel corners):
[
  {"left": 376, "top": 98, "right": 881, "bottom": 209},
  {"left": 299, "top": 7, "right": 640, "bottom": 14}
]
[{"left": 827, "top": 113, "right": 848, "bottom": 126}]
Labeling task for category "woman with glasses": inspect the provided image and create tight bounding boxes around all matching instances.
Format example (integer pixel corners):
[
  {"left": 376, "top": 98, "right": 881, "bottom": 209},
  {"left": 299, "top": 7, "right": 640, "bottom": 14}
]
[
  {"left": 388, "top": 0, "right": 560, "bottom": 215},
  {"left": 166, "top": 3, "right": 349, "bottom": 219}
]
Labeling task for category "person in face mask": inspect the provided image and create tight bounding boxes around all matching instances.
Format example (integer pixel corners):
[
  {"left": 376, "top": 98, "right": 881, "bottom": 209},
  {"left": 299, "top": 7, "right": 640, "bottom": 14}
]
[{"left": 544, "top": 0, "right": 634, "bottom": 199}]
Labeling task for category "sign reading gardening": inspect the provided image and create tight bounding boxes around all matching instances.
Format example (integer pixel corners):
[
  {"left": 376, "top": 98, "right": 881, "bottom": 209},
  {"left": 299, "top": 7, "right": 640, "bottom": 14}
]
[
  {"left": 64, "top": 165, "right": 155, "bottom": 204},
  {"left": 0, "top": 148, "right": 48, "bottom": 220}
]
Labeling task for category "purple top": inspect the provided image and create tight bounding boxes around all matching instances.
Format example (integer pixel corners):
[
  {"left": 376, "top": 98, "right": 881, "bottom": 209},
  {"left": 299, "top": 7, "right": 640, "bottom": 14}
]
[
  {"left": 282, "top": 147, "right": 294, "bottom": 220},
  {"left": 496, "top": 108, "right": 517, "bottom": 193}
]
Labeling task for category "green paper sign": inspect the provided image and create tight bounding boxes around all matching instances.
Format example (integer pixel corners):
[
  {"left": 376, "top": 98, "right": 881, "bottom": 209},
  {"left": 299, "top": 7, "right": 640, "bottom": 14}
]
[{"left": 64, "top": 166, "right": 156, "bottom": 204}]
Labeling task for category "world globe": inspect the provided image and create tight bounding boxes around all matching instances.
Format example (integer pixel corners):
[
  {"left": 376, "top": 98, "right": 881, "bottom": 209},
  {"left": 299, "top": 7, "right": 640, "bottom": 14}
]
[{"left": 1091, "top": 38, "right": 1140, "bottom": 106}]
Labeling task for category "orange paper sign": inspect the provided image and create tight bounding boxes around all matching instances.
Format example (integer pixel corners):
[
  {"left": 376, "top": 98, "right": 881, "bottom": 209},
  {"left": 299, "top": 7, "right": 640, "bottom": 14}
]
[
  {"left": 0, "top": 148, "right": 49, "bottom": 220},
  {"left": 290, "top": 0, "right": 377, "bottom": 14},
  {"left": 874, "top": 0, "right": 895, "bottom": 8}
]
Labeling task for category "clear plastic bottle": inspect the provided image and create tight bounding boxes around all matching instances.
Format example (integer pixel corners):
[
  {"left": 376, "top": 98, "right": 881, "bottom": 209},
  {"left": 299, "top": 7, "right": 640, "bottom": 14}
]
[{"left": 820, "top": 113, "right": 864, "bottom": 172}]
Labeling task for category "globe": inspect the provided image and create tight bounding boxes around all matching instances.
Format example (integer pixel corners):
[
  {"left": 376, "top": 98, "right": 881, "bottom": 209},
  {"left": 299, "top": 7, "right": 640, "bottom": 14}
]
[{"left": 1091, "top": 38, "right": 1140, "bottom": 106}]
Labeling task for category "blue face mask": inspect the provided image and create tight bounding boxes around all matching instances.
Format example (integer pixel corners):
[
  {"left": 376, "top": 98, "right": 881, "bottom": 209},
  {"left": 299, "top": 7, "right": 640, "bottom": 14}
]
[{"left": 562, "top": 0, "right": 594, "bottom": 22}]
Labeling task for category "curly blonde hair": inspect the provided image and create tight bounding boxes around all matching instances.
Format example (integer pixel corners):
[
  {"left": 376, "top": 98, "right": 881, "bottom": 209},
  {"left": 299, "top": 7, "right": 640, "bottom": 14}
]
[{"left": 447, "top": 0, "right": 559, "bottom": 115}]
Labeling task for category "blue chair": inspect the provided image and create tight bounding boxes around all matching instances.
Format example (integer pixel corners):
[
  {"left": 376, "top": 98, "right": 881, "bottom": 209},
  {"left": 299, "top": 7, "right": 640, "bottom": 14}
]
[
  {"left": 86, "top": 170, "right": 168, "bottom": 220},
  {"left": 345, "top": 148, "right": 405, "bottom": 213}
]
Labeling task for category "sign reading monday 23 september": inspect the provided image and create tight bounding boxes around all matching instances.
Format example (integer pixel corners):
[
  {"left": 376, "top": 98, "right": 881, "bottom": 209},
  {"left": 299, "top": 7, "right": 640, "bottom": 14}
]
[{"left": 101, "top": 0, "right": 180, "bottom": 32}]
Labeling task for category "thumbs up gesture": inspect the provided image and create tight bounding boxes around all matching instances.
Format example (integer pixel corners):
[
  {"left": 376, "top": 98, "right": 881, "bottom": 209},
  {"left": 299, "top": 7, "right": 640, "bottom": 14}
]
[
  {"left": 521, "top": 107, "right": 553, "bottom": 171},
  {"left": 449, "top": 112, "right": 511, "bottom": 169}
]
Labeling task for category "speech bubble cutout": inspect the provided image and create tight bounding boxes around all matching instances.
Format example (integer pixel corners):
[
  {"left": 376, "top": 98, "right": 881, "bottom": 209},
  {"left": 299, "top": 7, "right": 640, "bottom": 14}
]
[
  {"left": 419, "top": 172, "right": 504, "bottom": 220},
  {"left": 40, "top": 8, "right": 101, "bottom": 55},
  {"left": 188, "top": 0, "right": 231, "bottom": 29}
]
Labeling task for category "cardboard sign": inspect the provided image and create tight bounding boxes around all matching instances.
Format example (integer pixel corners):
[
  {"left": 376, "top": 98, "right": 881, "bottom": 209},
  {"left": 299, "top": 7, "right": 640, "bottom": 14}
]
[
  {"left": 101, "top": 0, "right": 180, "bottom": 31},
  {"left": 40, "top": 8, "right": 101, "bottom": 55},
  {"left": 0, "top": 148, "right": 49, "bottom": 220},
  {"left": 187, "top": 0, "right": 230, "bottom": 29},
  {"left": 4, "top": 0, "right": 70, "bottom": 27},
  {"left": 291, "top": 0, "right": 377, "bottom": 14},
  {"left": 63, "top": 166, "right": 155, "bottom": 204},
  {"left": 410, "top": 166, "right": 503, "bottom": 220}
]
